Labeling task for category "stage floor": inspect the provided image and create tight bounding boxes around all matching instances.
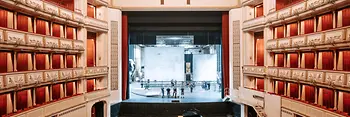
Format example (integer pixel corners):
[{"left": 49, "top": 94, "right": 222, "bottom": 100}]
[{"left": 127, "top": 82, "right": 222, "bottom": 103}]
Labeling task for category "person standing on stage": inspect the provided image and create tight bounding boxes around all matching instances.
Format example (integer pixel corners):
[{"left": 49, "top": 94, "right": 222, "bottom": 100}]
[
  {"left": 181, "top": 87, "right": 185, "bottom": 98},
  {"left": 173, "top": 87, "right": 177, "bottom": 98},
  {"left": 166, "top": 87, "right": 171, "bottom": 98},
  {"left": 161, "top": 87, "right": 165, "bottom": 98},
  {"left": 190, "top": 83, "right": 194, "bottom": 93}
]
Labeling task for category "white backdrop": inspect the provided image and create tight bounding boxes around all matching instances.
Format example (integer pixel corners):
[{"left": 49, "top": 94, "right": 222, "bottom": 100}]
[
  {"left": 144, "top": 47, "right": 184, "bottom": 81},
  {"left": 193, "top": 54, "right": 217, "bottom": 81}
]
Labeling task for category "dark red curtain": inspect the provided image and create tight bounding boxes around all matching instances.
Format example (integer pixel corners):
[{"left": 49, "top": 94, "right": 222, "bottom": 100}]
[
  {"left": 256, "top": 78, "right": 264, "bottom": 91},
  {"left": 87, "top": 79, "right": 95, "bottom": 92},
  {"left": 52, "top": 23, "right": 61, "bottom": 38},
  {"left": 16, "top": 90, "right": 28, "bottom": 110},
  {"left": 321, "top": 13, "right": 333, "bottom": 31},
  {"left": 87, "top": 32, "right": 96, "bottom": 67},
  {"left": 0, "top": 94, "right": 7, "bottom": 116},
  {"left": 277, "top": 54, "right": 284, "bottom": 67},
  {"left": 276, "top": 26, "right": 284, "bottom": 39},
  {"left": 52, "top": 84, "right": 61, "bottom": 100},
  {"left": 304, "top": 53, "right": 315, "bottom": 69},
  {"left": 343, "top": 92, "right": 350, "bottom": 116},
  {"left": 343, "top": 51, "right": 350, "bottom": 71},
  {"left": 66, "top": 82, "right": 74, "bottom": 96},
  {"left": 66, "top": 27, "right": 74, "bottom": 39},
  {"left": 322, "top": 88, "right": 334, "bottom": 108},
  {"left": 0, "top": 9, "right": 7, "bottom": 28},
  {"left": 343, "top": 7, "right": 350, "bottom": 27},
  {"left": 0, "top": 52, "right": 8, "bottom": 73},
  {"left": 17, "top": 14, "right": 29, "bottom": 32},
  {"left": 36, "top": 54, "right": 47, "bottom": 70},
  {"left": 17, "top": 53, "right": 29, "bottom": 71},
  {"left": 87, "top": 5, "right": 95, "bottom": 18},
  {"left": 304, "top": 85, "right": 315, "bottom": 103},
  {"left": 277, "top": 81, "right": 285, "bottom": 95},
  {"left": 255, "top": 5, "right": 263, "bottom": 17},
  {"left": 52, "top": 54, "right": 61, "bottom": 69},
  {"left": 290, "top": 53, "right": 298, "bottom": 68},
  {"left": 66, "top": 55, "right": 74, "bottom": 68},
  {"left": 35, "top": 86, "right": 46, "bottom": 105},
  {"left": 322, "top": 51, "right": 334, "bottom": 70},
  {"left": 304, "top": 18, "right": 314, "bottom": 34},
  {"left": 289, "top": 23, "right": 298, "bottom": 37},
  {"left": 289, "top": 83, "right": 299, "bottom": 98},
  {"left": 36, "top": 19, "right": 47, "bottom": 35},
  {"left": 255, "top": 32, "right": 264, "bottom": 66}
]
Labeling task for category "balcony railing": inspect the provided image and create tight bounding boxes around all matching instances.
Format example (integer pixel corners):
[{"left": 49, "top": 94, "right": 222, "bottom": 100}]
[
  {"left": 241, "top": 0, "right": 263, "bottom": 6},
  {"left": 0, "top": 27, "right": 84, "bottom": 52},
  {"left": 242, "top": 65, "right": 267, "bottom": 76},
  {"left": 243, "top": 16, "right": 266, "bottom": 31},
  {"left": 281, "top": 97, "right": 347, "bottom": 117},
  {"left": 0, "top": 66, "right": 108, "bottom": 91},
  {"left": 85, "top": 17, "right": 109, "bottom": 32},
  {"left": 266, "top": 26, "right": 350, "bottom": 51},
  {"left": 2, "top": 0, "right": 85, "bottom": 27},
  {"left": 266, "top": 0, "right": 348, "bottom": 26}
]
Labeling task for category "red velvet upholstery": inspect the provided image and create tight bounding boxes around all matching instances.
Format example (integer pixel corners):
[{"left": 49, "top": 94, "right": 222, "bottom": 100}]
[
  {"left": 16, "top": 90, "right": 28, "bottom": 110},
  {"left": 0, "top": 94, "right": 7, "bottom": 117},
  {"left": 35, "top": 86, "right": 46, "bottom": 105},
  {"left": 277, "top": 54, "right": 284, "bottom": 67},
  {"left": 289, "top": 53, "right": 298, "bottom": 68},
  {"left": 52, "top": 23, "right": 62, "bottom": 38},
  {"left": 87, "top": 32, "right": 96, "bottom": 67},
  {"left": 36, "top": 19, "right": 47, "bottom": 35},
  {"left": 66, "top": 55, "right": 74, "bottom": 68},
  {"left": 0, "top": 8, "right": 7, "bottom": 28},
  {"left": 255, "top": 32, "right": 264, "bottom": 66},
  {"left": 304, "top": 85, "right": 315, "bottom": 103},
  {"left": 35, "top": 54, "right": 47, "bottom": 70},
  {"left": 304, "top": 53, "right": 315, "bottom": 69},
  {"left": 277, "top": 81, "right": 285, "bottom": 95},
  {"left": 52, "top": 84, "right": 61, "bottom": 100},
  {"left": 17, "top": 14, "right": 29, "bottom": 32},
  {"left": 304, "top": 18, "right": 314, "bottom": 34},
  {"left": 52, "top": 54, "right": 61, "bottom": 69},
  {"left": 276, "top": 0, "right": 303, "bottom": 10},
  {"left": 343, "top": 7, "right": 350, "bottom": 27},
  {"left": 87, "top": 5, "right": 95, "bottom": 18},
  {"left": 255, "top": 5, "right": 263, "bottom": 17},
  {"left": 289, "top": 83, "right": 299, "bottom": 98},
  {"left": 343, "top": 51, "right": 350, "bottom": 71},
  {"left": 66, "top": 82, "right": 74, "bottom": 96},
  {"left": 256, "top": 78, "right": 264, "bottom": 91},
  {"left": 276, "top": 26, "right": 284, "bottom": 39},
  {"left": 343, "top": 92, "right": 350, "bottom": 116},
  {"left": 66, "top": 27, "right": 75, "bottom": 39},
  {"left": 44, "top": 0, "right": 74, "bottom": 11},
  {"left": 321, "top": 13, "right": 333, "bottom": 31},
  {"left": 17, "top": 53, "right": 29, "bottom": 71},
  {"left": 87, "top": 79, "right": 95, "bottom": 92},
  {"left": 0, "top": 52, "right": 8, "bottom": 73},
  {"left": 322, "top": 88, "right": 334, "bottom": 108},
  {"left": 322, "top": 51, "right": 334, "bottom": 70}
]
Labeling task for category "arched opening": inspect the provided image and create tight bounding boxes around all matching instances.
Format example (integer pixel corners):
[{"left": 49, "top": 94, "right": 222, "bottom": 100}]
[{"left": 91, "top": 101, "right": 105, "bottom": 117}]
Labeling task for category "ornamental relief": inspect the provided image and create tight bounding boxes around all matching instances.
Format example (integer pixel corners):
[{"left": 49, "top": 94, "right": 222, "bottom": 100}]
[
  {"left": 292, "top": 2, "right": 306, "bottom": 15},
  {"left": 347, "top": 75, "right": 350, "bottom": 87},
  {"left": 74, "top": 69, "right": 84, "bottom": 77},
  {"left": 5, "top": 74, "right": 25, "bottom": 88},
  {"left": 325, "top": 30, "right": 345, "bottom": 43},
  {"left": 60, "top": 40, "right": 73, "bottom": 49},
  {"left": 307, "top": 34, "right": 324, "bottom": 46},
  {"left": 292, "top": 70, "right": 306, "bottom": 80},
  {"left": 267, "top": 68, "right": 278, "bottom": 77},
  {"left": 44, "top": 3, "right": 59, "bottom": 15},
  {"left": 26, "top": 0, "right": 43, "bottom": 10},
  {"left": 45, "top": 38, "right": 59, "bottom": 48},
  {"left": 325, "top": 73, "right": 345, "bottom": 86},
  {"left": 279, "top": 69, "right": 291, "bottom": 78},
  {"left": 267, "top": 40, "right": 277, "bottom": 49},
  {"left": 266, "top": 12, "right": 277, "bottom": 22},
  {"left": 27, "top": 72, "right": 43, "bottom": 84},
  {"left": 60, "top": 70, "right": 72, "bottom": 79},
  {"left": 73, "top": 41, "right": 84, "bottom": 50},
  {"left": 73, "top": 13, "right": 84, "bottom": 23},
  {"left": 7, "top": 32, "right": 25, "bottom": 45},
  {"left": 45, "top": 71, "right": 59, "bottom": 82},
  {"left": 60, "top": 10, "right": 73, "bottom": 19},
  {"left": 27, "top": 35, "right": 44, "bottom": 47},
  {"left": 292, "top": 37, "right": 306, "bottom": 47},
  {"left": 278, "top": 9, "right": 291, "bottom": 19},
  {"left": 307, "top": 71, "right": 324, "bottom": 83},
  {"left": 307, "top": 0, "right": 325, "bottom": 9},
  {"left": 0, "top": 77, "right": 3, "bottom": 89},
  {"left": 278, "top": 39, "right": 291, "bottom": 48}
]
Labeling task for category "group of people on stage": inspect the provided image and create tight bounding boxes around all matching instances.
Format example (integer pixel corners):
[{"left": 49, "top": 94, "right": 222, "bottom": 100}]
[{"left": 161, "top": 87, "right": 185, "bottom": 98}]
